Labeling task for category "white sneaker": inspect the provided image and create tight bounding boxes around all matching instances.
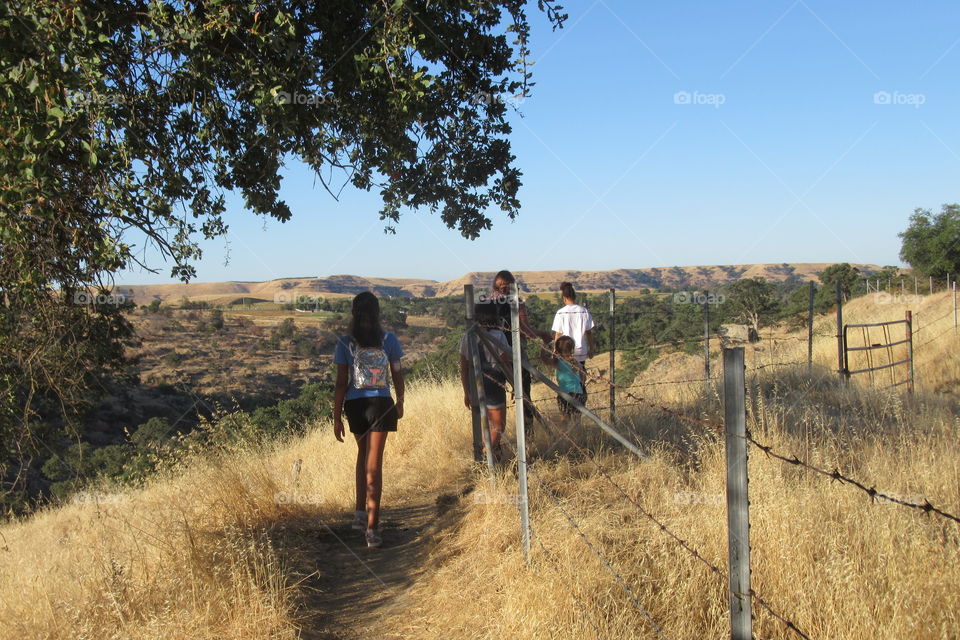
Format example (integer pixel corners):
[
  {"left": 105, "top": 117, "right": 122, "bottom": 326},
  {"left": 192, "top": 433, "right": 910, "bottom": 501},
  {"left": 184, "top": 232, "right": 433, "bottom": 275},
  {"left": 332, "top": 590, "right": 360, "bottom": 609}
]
[
  {"left": 365, "top": 528, "right": 382, "bottom": 548},
  {"left": 351, "top": 510, "right": 367, "bottom": 531}
]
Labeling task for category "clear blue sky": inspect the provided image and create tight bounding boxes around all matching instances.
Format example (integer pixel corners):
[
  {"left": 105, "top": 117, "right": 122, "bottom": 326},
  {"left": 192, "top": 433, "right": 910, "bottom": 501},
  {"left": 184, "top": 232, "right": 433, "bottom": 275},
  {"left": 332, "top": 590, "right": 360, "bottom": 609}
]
[{"left": 119, "top": 0, "right": 960, "bottom": 286}]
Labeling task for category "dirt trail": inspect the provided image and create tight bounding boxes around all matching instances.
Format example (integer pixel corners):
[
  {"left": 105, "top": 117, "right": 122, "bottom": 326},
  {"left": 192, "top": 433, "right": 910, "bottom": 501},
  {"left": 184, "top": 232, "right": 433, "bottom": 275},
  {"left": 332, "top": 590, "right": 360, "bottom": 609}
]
[{"left": 274, "top": 492, "right": 462, "bottom": 639}]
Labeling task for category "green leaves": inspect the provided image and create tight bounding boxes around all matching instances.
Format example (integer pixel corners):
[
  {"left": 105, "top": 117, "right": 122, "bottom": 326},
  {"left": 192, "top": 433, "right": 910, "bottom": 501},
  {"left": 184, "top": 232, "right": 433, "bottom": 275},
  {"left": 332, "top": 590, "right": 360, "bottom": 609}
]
[
  {"left": 899, "top": 204, "right": 960, "bottom": 279},
  {"left": 0, "top": 0, "right": 565, "bottom": 504}
]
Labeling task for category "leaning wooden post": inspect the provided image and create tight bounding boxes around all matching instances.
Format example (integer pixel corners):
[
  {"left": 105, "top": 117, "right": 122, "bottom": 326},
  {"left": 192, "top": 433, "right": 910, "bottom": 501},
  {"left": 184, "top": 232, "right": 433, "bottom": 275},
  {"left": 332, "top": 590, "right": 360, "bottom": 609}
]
[
  {"left": 466, "top": 285, "right": 497, "bottom": 470},
  {"left": 906, "top": 310, "right": 915, "bottom": 394},
  {"left": 464, "top": 285, "right": 483, "bottom": 462},
  {"left": 807, "top": 281, "right": 815, "bottom": 370},
  {"left": 510, "top": 283, "right": 531, "bottom": 563},
  {"left": 609, "top": 288, "right": 616, "bottom": 425},
  {"left": 723, "top": 347, "right": 752, "bottom": 640}
]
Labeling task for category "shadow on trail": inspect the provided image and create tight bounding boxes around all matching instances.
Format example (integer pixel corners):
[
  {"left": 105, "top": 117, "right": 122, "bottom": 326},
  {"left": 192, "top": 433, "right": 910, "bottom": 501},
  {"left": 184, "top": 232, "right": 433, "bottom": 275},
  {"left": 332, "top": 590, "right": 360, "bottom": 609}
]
[{"left": 269, "top": 494, "right": 467, "bottom": 640}]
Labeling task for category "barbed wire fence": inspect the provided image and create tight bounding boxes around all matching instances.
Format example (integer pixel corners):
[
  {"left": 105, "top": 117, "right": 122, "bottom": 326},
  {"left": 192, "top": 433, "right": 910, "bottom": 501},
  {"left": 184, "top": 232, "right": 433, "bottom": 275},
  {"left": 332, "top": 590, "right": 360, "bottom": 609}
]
[{"left": 460, "top": 281, "right": 958, "bottom": 640}]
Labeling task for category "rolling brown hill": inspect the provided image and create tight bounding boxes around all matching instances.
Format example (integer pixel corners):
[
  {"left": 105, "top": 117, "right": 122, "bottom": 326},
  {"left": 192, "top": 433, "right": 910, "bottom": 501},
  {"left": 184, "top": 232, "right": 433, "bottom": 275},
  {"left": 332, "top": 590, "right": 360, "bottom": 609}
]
[{"left": 116, "top": 263, "right": 882, "bottom": 305}]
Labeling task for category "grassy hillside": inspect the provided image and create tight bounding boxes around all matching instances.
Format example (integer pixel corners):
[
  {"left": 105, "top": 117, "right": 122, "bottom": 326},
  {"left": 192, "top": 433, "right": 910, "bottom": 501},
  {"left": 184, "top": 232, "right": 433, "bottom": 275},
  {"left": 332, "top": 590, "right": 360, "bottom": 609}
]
[
  {"left": 115, "top": 262, "right": 883, "bottom": 305},
  {"left": 2, "top": 293, "right": 958, "bottom": 639}
]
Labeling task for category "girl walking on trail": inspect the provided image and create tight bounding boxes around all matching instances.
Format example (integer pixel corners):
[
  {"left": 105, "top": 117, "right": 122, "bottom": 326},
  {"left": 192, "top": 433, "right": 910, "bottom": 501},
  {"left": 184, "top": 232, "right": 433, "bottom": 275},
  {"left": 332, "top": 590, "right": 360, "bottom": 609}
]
[
  {"left": 333, "top": 292, "right": 405, "bottom": 548},
  {"left": 540, "top": 336, "right": 586, "bottom": 419}
]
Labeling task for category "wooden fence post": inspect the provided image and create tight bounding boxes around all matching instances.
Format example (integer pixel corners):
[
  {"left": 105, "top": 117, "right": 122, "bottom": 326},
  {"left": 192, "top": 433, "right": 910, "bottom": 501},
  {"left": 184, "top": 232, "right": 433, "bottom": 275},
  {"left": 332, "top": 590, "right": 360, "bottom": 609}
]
[
  {"left": 836, "top": 280, "right": 846, "bottom": 384},
  {"left": 464, "top": 285, "right": 483, "bottom": 462},
  {"left": 807, "top": 281, "right": 815, "bottom": 370},
  {"left": 609, "top": 288, "right": 616, "bottom": 425},
  {"left": 510, "top": 283, "right": 531, "bottom": 563},
  {"left": 723, "top": 347, "right": 752, "bottom": 640},
  {"left": 703, "top": 290, "right": 711, "bottom": 391},
  {"left": 906, "top": 310, "right": 914, "bottom": 394}
]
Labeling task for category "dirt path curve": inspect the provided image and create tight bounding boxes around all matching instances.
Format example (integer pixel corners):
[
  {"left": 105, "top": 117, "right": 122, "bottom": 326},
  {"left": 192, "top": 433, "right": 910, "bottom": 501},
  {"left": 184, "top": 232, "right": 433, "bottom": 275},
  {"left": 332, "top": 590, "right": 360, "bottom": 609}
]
[{"left": 274, "top": 491, "right": 463, "bottom": 640}]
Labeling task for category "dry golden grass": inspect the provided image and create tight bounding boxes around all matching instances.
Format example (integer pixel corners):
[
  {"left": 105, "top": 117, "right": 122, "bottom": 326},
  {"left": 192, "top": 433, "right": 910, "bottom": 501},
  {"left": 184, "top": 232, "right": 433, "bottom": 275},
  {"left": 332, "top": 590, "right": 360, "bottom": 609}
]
[
  {"left": 386, "top": 367, "right": 960, "bottom": 639},
  {"left": 1, "top": 294, "right": 958, "bottom": 639},
  {"left": 0, "top": 379, "right": 472, "bottom": 640}
]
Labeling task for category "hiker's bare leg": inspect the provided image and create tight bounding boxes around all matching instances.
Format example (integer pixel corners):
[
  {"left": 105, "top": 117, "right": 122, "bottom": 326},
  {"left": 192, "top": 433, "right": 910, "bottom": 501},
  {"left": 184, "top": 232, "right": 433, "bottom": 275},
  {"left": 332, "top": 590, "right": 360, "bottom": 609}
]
[
  {"left": 487, "top": 407, "right": 505, "bottom": 457},
  {"left": 365, "top": 431, "right": 389, "bottom": 529},
  {"left": 353, "top": 433, "right": 368, "bottom": 512}
]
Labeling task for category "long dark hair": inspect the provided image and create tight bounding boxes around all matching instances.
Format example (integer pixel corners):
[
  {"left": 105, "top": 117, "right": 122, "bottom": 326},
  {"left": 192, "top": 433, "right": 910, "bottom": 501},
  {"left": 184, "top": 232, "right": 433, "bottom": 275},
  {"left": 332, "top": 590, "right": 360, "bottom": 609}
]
[
  {"left": 350, "top": 291, "right": 383, "bottom": 347},
  {"left": 494, "top": 269, "right": 515, "bottom": 286}
]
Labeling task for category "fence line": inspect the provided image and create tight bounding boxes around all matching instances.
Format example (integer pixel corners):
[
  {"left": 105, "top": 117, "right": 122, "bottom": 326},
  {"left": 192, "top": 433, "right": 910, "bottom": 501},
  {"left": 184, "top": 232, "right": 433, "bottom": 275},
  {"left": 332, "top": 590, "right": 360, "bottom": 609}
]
[
  {"left": 915, "top": 324, "right": 957, "bottom": 350},
  {"left": 913, "top": 307, "right": 956, "bottom": 333},
  {"left": 527, "top": 522, "right": 606, "bottom": 637},
  {"left": 625, "top": 375, "right": 719, "bottom": 389},
  {"left": 517, "top": 444, "right": 672, "bottom": 640},
  {"left": 745, "top": 430, "right": 960, "bottom": 526},
  {"left": 514, "top": 320, "right": 960, "bottom": 528},
  {"left": 478, "top": 325, "right": 812, "bottom": 639},
  {"left": 461, "top": 284, "right": 959, "bottom": 639},
  {"left": 535, "top": 356, "right": 810, "bottom": 638},
  {"left": 576, "top": 350, "right": 960, "bottom": 527}
]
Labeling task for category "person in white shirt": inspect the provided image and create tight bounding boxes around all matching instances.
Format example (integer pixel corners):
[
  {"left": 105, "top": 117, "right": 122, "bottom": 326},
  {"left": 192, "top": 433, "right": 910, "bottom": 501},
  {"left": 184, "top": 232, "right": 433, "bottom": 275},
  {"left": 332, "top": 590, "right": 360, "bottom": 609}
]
[{"left": 551, "top": 282, "right": 594, "bottom": 397}]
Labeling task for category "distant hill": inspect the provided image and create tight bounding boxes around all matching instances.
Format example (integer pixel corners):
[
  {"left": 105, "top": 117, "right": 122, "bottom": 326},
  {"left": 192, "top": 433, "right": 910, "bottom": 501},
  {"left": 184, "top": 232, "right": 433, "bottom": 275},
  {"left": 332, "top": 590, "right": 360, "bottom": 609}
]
[{"left": 116, "top": 263, "right": 882, "bottom": 305}]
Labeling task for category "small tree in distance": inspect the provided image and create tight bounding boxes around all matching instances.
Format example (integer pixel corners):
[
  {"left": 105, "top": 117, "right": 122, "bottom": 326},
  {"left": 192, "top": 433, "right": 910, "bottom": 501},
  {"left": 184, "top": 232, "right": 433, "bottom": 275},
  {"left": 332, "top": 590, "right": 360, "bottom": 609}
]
[
  {"left": 819, "top": 263, "right": 861, "bottom": 301},
  {"left": 723, "top": 277, "right": 781, "bottom": 337},
  {"left": 899, "top": 204, "right": 960, "bottom": 279}
]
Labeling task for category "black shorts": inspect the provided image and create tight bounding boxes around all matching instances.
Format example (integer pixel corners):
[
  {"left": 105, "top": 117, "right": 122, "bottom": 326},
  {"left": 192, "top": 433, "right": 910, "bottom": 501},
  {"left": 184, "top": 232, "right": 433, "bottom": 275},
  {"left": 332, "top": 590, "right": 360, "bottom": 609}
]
[
  {"left": 481, "top": 370, "right": 507, "bottom": 409},
  {"left": 344, "top": 396, "right": 398, "bottom": 435},
  {"left": 557, "top": 392, "right": 586, "bottom": 417}
]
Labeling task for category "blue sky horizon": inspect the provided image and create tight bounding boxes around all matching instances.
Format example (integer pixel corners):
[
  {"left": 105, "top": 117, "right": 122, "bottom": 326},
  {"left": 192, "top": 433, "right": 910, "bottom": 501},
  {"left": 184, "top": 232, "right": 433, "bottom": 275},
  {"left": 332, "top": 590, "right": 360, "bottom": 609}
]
[{"left": 118, "top": 0, "right": 960, "bottom": 287}]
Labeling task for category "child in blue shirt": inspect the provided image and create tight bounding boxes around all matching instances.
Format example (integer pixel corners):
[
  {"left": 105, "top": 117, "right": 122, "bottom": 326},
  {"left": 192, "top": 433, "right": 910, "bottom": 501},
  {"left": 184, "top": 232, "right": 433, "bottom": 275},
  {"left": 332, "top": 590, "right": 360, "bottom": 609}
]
[{"left": 541, "top": 335, "right": 586, "bottom": 418}]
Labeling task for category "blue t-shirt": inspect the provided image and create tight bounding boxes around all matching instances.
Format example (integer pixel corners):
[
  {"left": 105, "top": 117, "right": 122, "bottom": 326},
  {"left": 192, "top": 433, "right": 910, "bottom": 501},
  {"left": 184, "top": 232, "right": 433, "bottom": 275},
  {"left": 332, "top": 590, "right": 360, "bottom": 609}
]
[
  {"left": 334, "top": 331, "right": 404, "bottom": 401},
  {"left": 556, "top": 359, "right": 584, "bottom": 394}
]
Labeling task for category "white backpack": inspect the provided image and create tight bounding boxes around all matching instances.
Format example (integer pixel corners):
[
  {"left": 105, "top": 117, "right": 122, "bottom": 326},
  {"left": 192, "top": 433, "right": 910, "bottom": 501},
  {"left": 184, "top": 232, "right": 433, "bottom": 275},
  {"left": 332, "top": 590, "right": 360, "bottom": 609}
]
[{"left": 349, "top": 337, "right": 390, "bottom": 390}]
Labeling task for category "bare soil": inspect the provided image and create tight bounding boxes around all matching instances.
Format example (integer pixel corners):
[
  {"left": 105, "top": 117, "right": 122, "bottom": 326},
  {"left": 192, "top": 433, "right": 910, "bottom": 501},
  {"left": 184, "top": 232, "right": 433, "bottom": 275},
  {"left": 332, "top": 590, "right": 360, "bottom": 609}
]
[{"left": 272, "top": 491, "right": 465, "bottom": 639}]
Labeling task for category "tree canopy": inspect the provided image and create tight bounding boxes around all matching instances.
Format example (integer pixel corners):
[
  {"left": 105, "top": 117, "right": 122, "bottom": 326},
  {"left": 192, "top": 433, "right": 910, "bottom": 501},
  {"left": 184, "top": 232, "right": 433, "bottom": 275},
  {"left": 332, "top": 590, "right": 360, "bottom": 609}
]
[
  {"left": 899, "top": 204, "right": 960, "bottom": 278},
  {"left": 724, "top": 277, "right": 781, "bottom": 334},
  {"left": 818, "top": 263, "right": 860, "bottom": 300},
  {"left": 0, "top": 0, "right": 565, "bottom": 507}
]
